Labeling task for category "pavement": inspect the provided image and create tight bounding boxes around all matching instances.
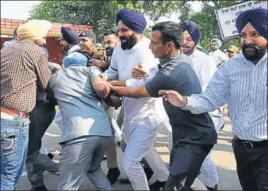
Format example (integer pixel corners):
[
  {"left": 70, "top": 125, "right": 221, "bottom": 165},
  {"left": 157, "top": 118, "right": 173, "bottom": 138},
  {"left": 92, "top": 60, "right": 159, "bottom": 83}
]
[{"left": 16, "top": 114, "right": 242, "bottom": 190}]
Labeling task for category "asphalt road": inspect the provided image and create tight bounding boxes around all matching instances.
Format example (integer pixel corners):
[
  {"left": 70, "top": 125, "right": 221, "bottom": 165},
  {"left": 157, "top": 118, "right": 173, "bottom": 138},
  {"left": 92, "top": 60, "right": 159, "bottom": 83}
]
[{"left": 16, "top": 114, "right": 242, "bottom": 190}]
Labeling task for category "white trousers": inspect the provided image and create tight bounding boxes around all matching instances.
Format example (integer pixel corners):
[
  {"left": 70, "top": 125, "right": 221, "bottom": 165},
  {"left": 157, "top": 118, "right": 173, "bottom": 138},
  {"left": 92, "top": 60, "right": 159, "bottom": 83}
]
[
  {"left": 40, "top": 144, "right": 49, "bottom": 155},
  {"left": 200, "top": 113, "right": 225, "bottom": 187},
  {"left": 121, "top": 117, "right": 168, "bottom": 190}
]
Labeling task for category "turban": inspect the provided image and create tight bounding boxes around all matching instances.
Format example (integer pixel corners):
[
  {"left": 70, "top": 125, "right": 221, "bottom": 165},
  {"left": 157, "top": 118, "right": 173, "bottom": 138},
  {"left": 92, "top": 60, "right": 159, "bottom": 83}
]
[
  {"left": 211, "top": 38, "right": 222, "bottom": 48},
  {"left": 180, "top": 20, "right": 201, "bottom": 45},
  {"left": 79, "top": 31, "right": 96, "bottom": 42},
  {"left": 17, "top": 20, "right": 52, "bottom": 40},
  {"left": 116, "top": 9, "right": 147, "bottom": 33},
  {"left": 236, "top": 8, "right": 268, "bottom": 40},
  {"left": 63, "top": 52, "right": 88, "bottom": 68},
  {"left": 61, "top": 27, "right": 80, "bottom": 45}
]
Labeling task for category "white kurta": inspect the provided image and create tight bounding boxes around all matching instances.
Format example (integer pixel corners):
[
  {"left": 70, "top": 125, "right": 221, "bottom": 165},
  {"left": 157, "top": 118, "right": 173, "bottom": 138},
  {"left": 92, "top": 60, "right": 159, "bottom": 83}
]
[
  {"left": 107, "top": 37, "right": 161, "bottom": 131},
  {"left": 190, "top": 49, "right": 222, "bottom": 188},
  {"left": 209, "top": 49, "right": 229, "bottom": 67},
  {"left": 106, "top": 37, "right": 169, "bottom": 190},
  {"left": 190, "top": 49, "right": 225, "bottom": 131}
]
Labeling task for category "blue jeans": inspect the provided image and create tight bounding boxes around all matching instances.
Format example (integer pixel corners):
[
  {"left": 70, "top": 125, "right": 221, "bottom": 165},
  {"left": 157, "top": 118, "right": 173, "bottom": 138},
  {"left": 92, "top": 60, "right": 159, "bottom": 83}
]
[{"left": 1, "top": 117, "right": 30, "bottom": 190}]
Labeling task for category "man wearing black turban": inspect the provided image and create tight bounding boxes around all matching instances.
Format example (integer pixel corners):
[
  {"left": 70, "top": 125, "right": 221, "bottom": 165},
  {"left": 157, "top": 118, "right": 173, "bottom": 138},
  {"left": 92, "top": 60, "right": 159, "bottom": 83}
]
[{"left": 157, "top": 8, "right": 268, "bottom": 191}]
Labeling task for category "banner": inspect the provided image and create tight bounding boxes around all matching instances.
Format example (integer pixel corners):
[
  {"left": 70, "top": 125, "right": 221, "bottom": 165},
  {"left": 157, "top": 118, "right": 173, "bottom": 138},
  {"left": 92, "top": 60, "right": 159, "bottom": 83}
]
[{"left": 215, "top": 1, "right": 267, "bottom": 40}]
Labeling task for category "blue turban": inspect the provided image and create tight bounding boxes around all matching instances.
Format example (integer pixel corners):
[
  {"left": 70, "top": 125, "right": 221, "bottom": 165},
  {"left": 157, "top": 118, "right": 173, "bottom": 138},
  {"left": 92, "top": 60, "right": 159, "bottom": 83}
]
[
  {"left": 116, "top": 9, "right": 147, "bottom": 33},
  {"left": 180, "top": 20, "right": 201, "bottom": 45},
  {"left": 63, "top": 52, "right": 88, "bottom": 68},
  {"left": 236, "top": 8, "right": 268, "bottom": 40},
  {"left": 61, "top": 27, "right": 80, "bottom": 45}
]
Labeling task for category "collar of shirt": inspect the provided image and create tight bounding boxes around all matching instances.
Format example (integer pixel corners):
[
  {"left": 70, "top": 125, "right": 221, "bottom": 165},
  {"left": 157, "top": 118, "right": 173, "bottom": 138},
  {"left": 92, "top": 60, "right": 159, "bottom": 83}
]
[
  {"left": 241, "top": 52, "right": 267, "bottom": 67},
  {"left": 158, "top": 50, "right": 183, "bottom": 69}
]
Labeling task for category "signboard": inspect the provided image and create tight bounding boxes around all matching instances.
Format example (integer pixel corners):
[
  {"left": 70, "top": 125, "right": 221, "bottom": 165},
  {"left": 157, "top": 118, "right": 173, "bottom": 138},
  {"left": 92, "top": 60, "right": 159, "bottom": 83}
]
[{"left": 215, "top": 1, "right": 267, "bottom": 40}]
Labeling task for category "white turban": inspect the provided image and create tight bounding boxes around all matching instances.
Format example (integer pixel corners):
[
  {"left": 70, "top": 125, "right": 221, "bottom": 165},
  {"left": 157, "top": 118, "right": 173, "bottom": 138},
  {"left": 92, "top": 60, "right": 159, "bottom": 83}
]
[{"left": 211, "top": 38, "right": 222, "bottom": 49}]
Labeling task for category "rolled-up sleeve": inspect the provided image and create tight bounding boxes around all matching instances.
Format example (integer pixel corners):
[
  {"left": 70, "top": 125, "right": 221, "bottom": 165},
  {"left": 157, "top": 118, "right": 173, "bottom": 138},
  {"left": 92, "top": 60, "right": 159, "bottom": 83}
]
[{"left": 36, "top": 54, "right": 51, "bottom": 90}]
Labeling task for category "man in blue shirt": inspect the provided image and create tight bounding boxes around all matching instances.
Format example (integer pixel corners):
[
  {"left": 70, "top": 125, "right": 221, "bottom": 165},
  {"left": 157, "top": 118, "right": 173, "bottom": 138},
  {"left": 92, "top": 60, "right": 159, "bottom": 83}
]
[
  {"left": 49, "top": 52, "right": 121, "bottom": 190},
  {"left": 109, "top": 21, "right": 217, "bottom": 190}
]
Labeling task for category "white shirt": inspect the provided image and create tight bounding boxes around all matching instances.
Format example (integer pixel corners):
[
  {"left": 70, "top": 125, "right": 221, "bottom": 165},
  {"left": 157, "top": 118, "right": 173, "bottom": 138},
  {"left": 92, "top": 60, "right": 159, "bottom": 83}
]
[
  {"left": 189, "top": 49, "right": 224, "bottom": 130},
  {"left": 185, "top": 53, "right": 267, "bottom": 141},
  {"left": 209, "top": 49, "right": 229, "bottom": 67},
  {"left": 190, "top": 49, "right": 217, "bottom": 91},
  {"left": 106, "top": 37, "right": 165, "bottom": 130}
]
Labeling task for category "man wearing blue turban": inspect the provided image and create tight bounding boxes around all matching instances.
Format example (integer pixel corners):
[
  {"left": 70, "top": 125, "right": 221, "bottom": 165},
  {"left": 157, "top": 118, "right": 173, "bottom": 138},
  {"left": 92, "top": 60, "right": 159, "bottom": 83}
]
[
  {"left": 105, "top": 8, "right": 170, "bottom": 190},
  {"left": 157, "top": 8, "right": 268, "bottom": 191},
  {"left": 180, "top": 20, "right": 225, "bottom": 191},
  {"left": 60, "top": 26, "right": 81, "bottom": 57}
]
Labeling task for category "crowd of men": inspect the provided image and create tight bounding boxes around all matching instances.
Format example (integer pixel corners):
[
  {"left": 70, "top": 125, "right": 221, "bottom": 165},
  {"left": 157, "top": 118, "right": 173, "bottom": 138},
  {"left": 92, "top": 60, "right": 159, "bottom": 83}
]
[{"left": 1, "top": 7, "right": 267, "bottom": 191}]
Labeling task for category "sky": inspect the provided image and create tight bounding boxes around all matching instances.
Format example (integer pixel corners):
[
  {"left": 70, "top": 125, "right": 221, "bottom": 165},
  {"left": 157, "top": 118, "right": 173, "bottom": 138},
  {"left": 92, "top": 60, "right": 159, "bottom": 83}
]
[{"left": 1, "top": 1, "right": 202, "bottom": 22}]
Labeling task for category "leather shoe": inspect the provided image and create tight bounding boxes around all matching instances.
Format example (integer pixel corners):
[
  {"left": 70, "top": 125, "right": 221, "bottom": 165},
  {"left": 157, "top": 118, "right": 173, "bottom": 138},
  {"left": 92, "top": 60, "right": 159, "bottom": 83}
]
[{"left": 107, "top": 167, "right": 120, "bottom": 185}]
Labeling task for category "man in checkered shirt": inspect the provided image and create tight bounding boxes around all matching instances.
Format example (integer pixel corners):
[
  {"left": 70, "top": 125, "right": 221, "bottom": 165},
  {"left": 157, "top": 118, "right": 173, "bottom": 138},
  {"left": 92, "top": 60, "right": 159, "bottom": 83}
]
[{"left": 1, "top": 21, "right": 51, "bottom": 190}]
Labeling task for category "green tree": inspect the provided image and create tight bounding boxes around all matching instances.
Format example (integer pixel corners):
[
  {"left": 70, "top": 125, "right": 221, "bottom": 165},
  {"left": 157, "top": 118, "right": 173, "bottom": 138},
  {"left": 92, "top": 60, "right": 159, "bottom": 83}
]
[
  {"left": 186, "top": 1, "right": 241, "bottom": 50},
  {"left": 29, "top": 0, "right": 186, "bottom": 42}
]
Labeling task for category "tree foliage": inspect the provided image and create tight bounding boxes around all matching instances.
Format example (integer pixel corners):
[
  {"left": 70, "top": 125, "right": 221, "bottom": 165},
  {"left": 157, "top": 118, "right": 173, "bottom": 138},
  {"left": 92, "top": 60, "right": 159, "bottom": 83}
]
[
  {"left": 29, "top": 0, "right": 186, "bottom": 41},
  {"left": 188, "top": 1, "right": 241, "bottom": 50},
  {"left": 30, "top": 0, "right": 242, "bottom": 50}
]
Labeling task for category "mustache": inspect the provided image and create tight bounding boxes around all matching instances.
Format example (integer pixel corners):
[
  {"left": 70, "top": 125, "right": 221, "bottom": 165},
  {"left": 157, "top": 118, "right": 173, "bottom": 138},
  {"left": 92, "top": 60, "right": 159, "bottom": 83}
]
[
  {"left": 181, "top": 45, "right": 191, "bottom": 48},
  {"left": 242, "top": 44, "right": 261, "bottom": 50},
  {"left": 120, "top": 37, "right": 127, "bottom": 41}
]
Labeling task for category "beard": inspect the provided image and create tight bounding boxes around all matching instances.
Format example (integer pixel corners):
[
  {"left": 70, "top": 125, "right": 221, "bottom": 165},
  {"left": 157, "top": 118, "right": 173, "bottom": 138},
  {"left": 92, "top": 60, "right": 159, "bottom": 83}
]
[
  {"left": 106, "top": 47, "right": 114, "bottom": 57},
  {"left": 181, "top": 45, "right": 195, "bottom": 55},
  {"left": 120, "top": 34, "right": 138, "bottom": 50},
  {"left": 242, "top": 43, "right": 267, "bottom": 62},
  {"left": 61, "top": 44, "right": 72, "bottom": 56}
]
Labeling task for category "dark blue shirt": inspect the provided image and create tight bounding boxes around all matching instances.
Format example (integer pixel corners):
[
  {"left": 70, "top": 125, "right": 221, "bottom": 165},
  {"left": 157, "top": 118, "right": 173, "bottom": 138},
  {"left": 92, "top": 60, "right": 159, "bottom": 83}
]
[{"left": 145, "top": 51, "right": 217, "bottom": 146}]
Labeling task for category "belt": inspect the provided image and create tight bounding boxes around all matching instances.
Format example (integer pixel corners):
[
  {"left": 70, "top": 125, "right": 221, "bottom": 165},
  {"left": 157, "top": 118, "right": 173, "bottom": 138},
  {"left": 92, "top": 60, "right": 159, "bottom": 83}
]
[
  {"left": 234, "top": 136, "right": 268, "bottom": 148},
  {"left": 0, "top": 107, "right": 28, "bottom": 119}
]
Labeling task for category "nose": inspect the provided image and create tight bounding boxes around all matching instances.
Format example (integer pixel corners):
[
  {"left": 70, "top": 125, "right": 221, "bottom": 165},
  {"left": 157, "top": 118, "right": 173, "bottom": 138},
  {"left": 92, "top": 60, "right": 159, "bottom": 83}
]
[
  {"left": 118, "top": 31, "right": 123, "bottom": 38},
  {"left": 149, "top": 42, "right": 153, "bottom": 50},
  {"left": 183, "top": 38, "right": 188, "bottom": 45},
  {"left": 243, "top": 37, "right": 254, "bottom": 45}
]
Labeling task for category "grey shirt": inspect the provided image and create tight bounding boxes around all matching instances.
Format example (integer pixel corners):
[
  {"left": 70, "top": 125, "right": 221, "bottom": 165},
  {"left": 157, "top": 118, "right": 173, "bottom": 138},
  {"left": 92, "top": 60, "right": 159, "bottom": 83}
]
[
  {"left": 49, "top": 65, "right": 112, "bottom": 143},
  {"left": 145, "top": 52, "right": 217, "bottom": 146}
]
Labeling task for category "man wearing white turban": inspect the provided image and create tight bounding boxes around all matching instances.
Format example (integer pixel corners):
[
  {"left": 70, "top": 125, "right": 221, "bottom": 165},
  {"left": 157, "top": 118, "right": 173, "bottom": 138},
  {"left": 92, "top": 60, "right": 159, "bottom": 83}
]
[{"left": 209, "top": 38, "right": 228, "bottom": 67}]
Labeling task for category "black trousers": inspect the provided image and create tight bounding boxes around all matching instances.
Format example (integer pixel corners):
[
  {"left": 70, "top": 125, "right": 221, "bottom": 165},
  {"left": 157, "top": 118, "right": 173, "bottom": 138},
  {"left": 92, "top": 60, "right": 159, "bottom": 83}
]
[
  {"left": 232, "top": 138, "right": 268, "bottom": 191},
  {"left": 27, "top": 101, "right": 56, "bottom": 158},
  {"left": 164, "top": 143, "right": 213, "bottom": 191}
]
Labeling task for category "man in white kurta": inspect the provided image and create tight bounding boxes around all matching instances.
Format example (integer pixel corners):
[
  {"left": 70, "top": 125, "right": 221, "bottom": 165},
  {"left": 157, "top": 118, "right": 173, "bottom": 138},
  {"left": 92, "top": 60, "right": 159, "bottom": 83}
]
[
  {"left": 181, "top": 21, "right": 225, "bottom": 191},
  {"left": 209, "top": 38, "right": 229, "bottom": 67},
  {"left": 106, "top": 9, "right": 169, "bottom": 190}
]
